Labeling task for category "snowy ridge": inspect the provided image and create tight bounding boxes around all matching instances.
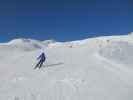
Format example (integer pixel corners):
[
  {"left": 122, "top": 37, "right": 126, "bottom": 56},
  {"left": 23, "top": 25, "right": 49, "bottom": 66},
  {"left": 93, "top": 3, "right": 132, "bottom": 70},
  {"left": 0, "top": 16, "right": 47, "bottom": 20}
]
[
  {"left": 0, "top": 38, "right": 57, "bottom": 51},
  {"left": 0, "top": 34, "right": 133, "bottom": 48},
  {"left": 0, "top": 34, "right": 133, "bottom": 100},
  {"left": 48, "top": 34, "right": 133, "bottom": 48}
]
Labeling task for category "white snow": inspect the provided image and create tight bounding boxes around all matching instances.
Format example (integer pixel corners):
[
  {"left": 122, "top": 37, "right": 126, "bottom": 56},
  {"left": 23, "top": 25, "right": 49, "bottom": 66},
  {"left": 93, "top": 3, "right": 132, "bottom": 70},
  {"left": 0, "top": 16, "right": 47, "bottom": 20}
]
[{"left": 0, "top": 35, "right": 133, "bottom": 100}]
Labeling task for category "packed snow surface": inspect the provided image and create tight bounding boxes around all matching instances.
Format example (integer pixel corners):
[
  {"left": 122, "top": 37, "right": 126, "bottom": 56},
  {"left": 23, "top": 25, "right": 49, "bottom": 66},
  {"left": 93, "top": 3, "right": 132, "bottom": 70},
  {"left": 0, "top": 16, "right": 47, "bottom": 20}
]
[{"left": 0, "top": 35, "right": 133, "bottom": 100}]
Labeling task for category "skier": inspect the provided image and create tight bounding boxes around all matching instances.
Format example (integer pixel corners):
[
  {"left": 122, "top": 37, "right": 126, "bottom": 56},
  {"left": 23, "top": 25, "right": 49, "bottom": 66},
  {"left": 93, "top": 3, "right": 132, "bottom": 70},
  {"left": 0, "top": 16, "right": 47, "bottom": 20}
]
[{"left": 34, "top": 52, "right": 46, "bottom": 69}]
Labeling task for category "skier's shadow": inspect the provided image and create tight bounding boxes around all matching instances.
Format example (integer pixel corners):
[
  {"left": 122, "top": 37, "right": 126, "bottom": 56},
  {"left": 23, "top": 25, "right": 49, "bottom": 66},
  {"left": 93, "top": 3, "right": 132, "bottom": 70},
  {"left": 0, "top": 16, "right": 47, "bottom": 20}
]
[{"left": 43, "top": 62, "right": 64, "bottom": 68}]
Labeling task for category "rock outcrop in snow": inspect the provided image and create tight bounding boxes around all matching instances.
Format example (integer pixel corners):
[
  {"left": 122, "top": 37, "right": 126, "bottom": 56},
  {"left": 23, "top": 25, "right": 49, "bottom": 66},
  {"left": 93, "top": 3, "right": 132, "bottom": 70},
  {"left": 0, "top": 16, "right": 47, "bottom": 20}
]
[{"left": 128, "top": 32, "right": 133, "bottom": 35}]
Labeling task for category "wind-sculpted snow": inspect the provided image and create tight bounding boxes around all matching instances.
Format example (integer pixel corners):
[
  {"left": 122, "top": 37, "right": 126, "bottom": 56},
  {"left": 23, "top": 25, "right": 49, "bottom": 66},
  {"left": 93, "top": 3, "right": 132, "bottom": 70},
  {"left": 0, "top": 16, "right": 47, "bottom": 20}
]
[
  {"left": 0, "top": 35, "right": 133, "bottom": 100},
  {"left": 99, "top": 41, "right": 133, "bottom": 68}
]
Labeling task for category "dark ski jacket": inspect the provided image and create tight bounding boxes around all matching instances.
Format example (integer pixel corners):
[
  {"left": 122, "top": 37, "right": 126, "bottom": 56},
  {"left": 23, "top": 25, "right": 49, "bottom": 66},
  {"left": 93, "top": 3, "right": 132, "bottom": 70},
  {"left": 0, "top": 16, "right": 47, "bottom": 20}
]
[{"left": 37, "top": 52, "right": 46, "bottom": 61}]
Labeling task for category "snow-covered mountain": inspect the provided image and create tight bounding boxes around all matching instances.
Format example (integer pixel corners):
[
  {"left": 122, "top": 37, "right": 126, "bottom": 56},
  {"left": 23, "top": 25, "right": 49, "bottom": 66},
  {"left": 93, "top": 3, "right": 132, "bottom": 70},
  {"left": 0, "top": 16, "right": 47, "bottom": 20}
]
[
  {"left": 0, "top": 34, "right": 133, "bottom": 100},
  {"left": 0, "top": 38, "right": 56, "bottom": 52}
]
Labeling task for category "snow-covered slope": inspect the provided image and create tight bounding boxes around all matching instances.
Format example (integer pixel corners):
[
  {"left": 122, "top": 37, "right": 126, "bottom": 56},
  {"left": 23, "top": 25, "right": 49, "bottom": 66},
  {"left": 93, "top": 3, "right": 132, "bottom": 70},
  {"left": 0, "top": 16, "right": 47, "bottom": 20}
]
[
  {"left": 0, "top": 38, "right": 56, "bottom": 52},
  {"left": 0, "top": 35, "right": 133, "bottom": 100}
]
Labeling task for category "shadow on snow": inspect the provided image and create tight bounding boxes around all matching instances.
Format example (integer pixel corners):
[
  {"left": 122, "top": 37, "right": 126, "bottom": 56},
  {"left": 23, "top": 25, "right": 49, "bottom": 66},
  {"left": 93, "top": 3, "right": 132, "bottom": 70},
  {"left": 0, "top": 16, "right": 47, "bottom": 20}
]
[{"left": 42, "top": 62, "right": 64, "bottom": 68}]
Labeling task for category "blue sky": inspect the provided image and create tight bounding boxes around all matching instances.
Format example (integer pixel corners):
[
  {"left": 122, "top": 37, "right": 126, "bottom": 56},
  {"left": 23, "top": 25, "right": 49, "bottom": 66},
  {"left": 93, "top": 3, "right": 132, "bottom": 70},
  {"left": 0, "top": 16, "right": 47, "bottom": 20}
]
[{"left": 0, "top": 0, "right": 133, "bottom": 42}]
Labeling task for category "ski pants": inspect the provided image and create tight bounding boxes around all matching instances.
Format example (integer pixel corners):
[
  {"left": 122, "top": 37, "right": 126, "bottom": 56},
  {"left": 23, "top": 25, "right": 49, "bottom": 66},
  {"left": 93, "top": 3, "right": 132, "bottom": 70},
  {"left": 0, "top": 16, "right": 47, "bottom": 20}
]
[{"left": 35, "top": 59, "right": 45, "bottom": 69}]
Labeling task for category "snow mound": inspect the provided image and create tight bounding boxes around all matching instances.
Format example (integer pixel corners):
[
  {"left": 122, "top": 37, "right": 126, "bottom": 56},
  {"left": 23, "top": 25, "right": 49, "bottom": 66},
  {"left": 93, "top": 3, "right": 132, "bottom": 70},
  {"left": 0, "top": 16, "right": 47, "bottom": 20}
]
[
  {"left": 8, "top": 38, "right": 33, "bottom": 44},
  {"left": 0, "top": 38, "right": 56, "bottom": 51},
  {"left": 99, "top": 41, "right": 133, "bottom": 68},
  {"left": 42, "top": 40, "right": 56, "bottom": 46},
  {"left": 5, "top": 38, "right": 43, "bottom": 51}
]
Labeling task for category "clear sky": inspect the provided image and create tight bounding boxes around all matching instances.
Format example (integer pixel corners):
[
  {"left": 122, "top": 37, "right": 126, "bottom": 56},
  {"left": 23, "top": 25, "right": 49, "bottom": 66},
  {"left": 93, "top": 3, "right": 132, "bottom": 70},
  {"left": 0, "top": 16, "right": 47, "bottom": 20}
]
[{"left": 0, "top": 0, "right": 133, "bottom": 42}]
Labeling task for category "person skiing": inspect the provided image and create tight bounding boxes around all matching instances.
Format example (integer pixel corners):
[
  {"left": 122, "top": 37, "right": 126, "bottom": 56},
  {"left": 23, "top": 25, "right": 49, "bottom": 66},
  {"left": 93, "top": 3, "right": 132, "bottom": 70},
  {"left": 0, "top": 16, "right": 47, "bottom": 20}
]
[{"left": 34, "top": 52, "right": 46, "bottom": 69}]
